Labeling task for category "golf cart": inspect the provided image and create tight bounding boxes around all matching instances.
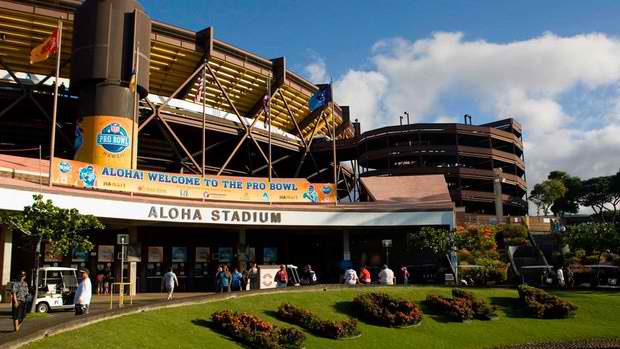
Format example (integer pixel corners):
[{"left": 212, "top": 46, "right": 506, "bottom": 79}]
[{"left": 35, "top": 267, "right": 79, "bottom": 313}]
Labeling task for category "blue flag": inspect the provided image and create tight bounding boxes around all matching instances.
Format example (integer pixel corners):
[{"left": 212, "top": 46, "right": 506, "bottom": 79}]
[{"left": 308, "top": 84, "right": 332, "bottom": 112}]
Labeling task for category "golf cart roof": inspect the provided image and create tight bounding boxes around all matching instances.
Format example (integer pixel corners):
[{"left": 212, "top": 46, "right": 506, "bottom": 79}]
[{"left": 39, "top": 267, "right": 77, "bottom": 272}]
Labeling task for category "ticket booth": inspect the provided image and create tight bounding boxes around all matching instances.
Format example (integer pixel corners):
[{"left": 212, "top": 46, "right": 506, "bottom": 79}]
[
  {"left": 144, "top": 246, "right": 163, "bottom": 292},
  {"left": 192, "top": 247, "right": 210, "bottom": 291}
]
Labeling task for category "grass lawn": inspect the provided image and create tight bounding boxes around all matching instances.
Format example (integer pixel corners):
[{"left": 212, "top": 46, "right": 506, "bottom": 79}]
[{"left": 25, "top": 287, "right": 620, "bottom": 349}]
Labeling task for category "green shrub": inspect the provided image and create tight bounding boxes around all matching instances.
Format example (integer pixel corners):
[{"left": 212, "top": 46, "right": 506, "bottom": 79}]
[
  {"left": 211, "top": 310, "right": 305, "bottom": 349},
  {"left": 352, "top": 292, "right": 423, "bottom": 327},
  {"left": 500, "top": 224, "right": 529, "bottom": 246},
  {"left": 276, "top": 303, "right": 359, "bottom": 339},
  {"left": 517, "top": 284, "right": 577, "bottom": 319},
  {"left": 425, "top": 294, "right": 474, "bottom": 321}
]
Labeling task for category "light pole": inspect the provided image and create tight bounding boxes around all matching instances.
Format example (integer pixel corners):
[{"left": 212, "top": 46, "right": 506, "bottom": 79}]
[{"left": 404, "top": 112, "right": 410, "bottom": 125}]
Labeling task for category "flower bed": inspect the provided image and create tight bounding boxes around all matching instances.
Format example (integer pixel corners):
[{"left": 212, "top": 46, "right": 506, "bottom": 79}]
[
  {"left": 517, "top": 285, "right": 577, "bottom": 319},
  {"left": 211, "top": 310, "right": 305, "bottom": 349},
  {"left": 352, "top": 292, "right": 423, "bottom": 327},
  {"left": 276, "top": 303, "right": 360, "bottom": 339},
  {"left": 425, "top": 289, "right": 497, "bottom": 322}
]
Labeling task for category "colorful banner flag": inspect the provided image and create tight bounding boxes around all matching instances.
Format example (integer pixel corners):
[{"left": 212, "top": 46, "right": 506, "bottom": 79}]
[
  {"left": 308, "top": 84, "right": 332, "bottom": 112},
  {"left": 30, "top": 29, "right": 59, "bottom": 64}
]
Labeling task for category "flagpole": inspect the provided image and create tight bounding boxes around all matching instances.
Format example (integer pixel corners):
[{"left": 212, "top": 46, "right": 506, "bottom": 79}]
[
  {"left": 267, "top": 78, "right": 272, "bottom": 182},
  {"left": 331, "top": 86, "right": 337, "bottom": 206},
  {"left": 48, "top": 20, "right": 62, "bottom": 187},
  {"left": 131, "top": 42, "right": 139, "bottom": 170},
  {"left": 202, "top": 60, "right": 206, "bottom": 177}
]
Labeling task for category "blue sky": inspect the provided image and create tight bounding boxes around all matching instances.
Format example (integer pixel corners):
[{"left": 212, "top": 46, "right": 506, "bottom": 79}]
[{"left": 142, "top": 1, "right": 620, "bottom": 191}]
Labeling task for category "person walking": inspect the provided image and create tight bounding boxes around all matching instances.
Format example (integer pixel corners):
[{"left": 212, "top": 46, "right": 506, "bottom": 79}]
[
  {"left": 163, "top": 267, "right": 179, "bottom": 300},
  {"left": 344, "top": 268, "right": 359, "bottom": 287},
  {"left": 275, "top": 265, "right": 288, "bottom": 288},
  {"left": 400, "top": 265, "right": 410, "bottom": 285},
  {"left": 248, "top": 262, "right": 259, "bottom": 290},
  {"left": 378, "top": 264, "right": 395, "bottom": 285},
  {"left": 11, "top": 271, "right": 29, "bottom": 332},
  {"left": 231, "top": 267, "right": 243, "bottom": 291},
  {"left": 74, "top": 267, "right": 92, "bottom": 315},
  {"left": 218, "top": 266, "right": 231, "bottom": 293},
  {"left": 359, "top": 265, "right": 371, "bottom": 285},
  {"left": 301, "top": 265, "right": 318, "bottom": 285}
]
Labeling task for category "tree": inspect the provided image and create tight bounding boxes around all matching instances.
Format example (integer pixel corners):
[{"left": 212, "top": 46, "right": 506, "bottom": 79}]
[
  {"left": 408, "top": 227, "right": 457, "bottom": 276},
  {"left": 0, "top": 195, "right": 103, "bottom": 312},
  {"left": 563, "top": 223, "right": 620, "bottom": 262},
  {"left": 578, "top": 175, "right": 620, "bottom": 224},
  {"left": 530, "top": 179, "right": 567, "bottom": 216},
  {"left": 548, "top": 171, "right": 582, "bottom": 217}
]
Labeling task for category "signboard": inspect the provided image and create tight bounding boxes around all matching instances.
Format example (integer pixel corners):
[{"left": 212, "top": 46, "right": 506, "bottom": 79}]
[
  {"left": 71, "top": 248, "right": 89, "bottom": 262},
  {"left": 263, "top": 247, "right": 277, "bottom": 263},
  {"left": 97, "top": 245, "right": 115, "bottom": 262},
  {"left": 117, "top": 234, "right": 129, "bottom": 245},
  {"left": 52, "top": 158, "right": 336, "bottom": 204},
  {"left": 258, "top": 265, "right": 280, "bottom": 289},
  {"left": 382, "top": 239, "right": 392, "bottom": 248},
  {"left": 218, "top": 247, "right": 233, "bottom": 263},
  {"left": 195, "top": 247, "right": 210, "bottom": 263},
  {"left": 148, "top": 246, "right": 164, "bottom": 263},
  {"left": 171, "top": 247, "right": 187, "bottom": 263}
]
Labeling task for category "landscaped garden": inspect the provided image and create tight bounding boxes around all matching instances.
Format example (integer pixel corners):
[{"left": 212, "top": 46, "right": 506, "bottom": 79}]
[{"left": 24, "top": 286, "right": 620, "bottom": 349}]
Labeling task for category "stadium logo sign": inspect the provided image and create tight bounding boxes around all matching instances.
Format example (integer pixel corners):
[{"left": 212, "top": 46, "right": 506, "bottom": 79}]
[
  {"left": 96, "top": 123, "right": 130, "bottom": 153},
  {"left": 58, "top": 161, "right": 72, "bottom": 173}
]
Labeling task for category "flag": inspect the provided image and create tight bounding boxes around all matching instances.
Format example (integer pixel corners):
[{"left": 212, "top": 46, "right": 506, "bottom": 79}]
[
  {"left": 263, "top": 94, "right": 271, "bottom": 121},
  {"left": 308, "top": 84, "right": 332, "bottom": 112},
  {"left": 194, "top": 74, "right": 204, "bottom": 103},
  {"left": 30, "top": 29, "right": 59, "bottom": 64},
  {"left": 128, "top": 71, "right": 137, "bottom": 94}
]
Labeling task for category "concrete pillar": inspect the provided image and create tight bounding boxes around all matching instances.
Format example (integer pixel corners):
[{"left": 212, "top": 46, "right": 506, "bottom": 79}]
[
  {"left": 238, "top": 229, "right": 247, "bottom": 271},
  {"left": 128, "top": 226, "right": 138, "bottom": 296},
  {"left": 343, "top": 230, "right": 351, "bottom": 261},
  {"left": 0, "top": 225, "right": 12, "bottom": 288}
]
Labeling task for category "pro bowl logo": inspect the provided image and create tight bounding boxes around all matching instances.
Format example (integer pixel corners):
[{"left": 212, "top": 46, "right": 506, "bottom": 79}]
[
  {"left": 58, "top": 161, "right": 72, "bottom": 174},
  {"left": 96, "top": 123, "right": 130, "bottom": 153},
  {"left": 78, "top": 165, "right": 96, "bottom": 188},
  {"left": 321, "top": 185, "right": 332, "bottom": 195}
]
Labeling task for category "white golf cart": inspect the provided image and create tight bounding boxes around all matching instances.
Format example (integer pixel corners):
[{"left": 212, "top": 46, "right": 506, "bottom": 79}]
[{"left": 34, "top": 267, "right": 79, "bottom": 313}]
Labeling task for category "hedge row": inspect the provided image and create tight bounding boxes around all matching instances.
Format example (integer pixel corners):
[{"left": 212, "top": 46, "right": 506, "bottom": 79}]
[
  {"left": 352, "top": 292, "right": 424, "bottom": 327},
  {"left": 517, "top": 284, "right": 577, "bottom": 319},
  {"left": 277, "top": 303, "right": 360, "bottom": 339},
  {"left": 211, "top": 310, "right": 305, "bottom": 349},
  {"left": 425, "top": 288, "right": 497, "bottom": 322}
]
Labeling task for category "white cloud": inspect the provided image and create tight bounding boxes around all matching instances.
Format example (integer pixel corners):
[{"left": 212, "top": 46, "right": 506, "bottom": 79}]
[
  {"left": 332, "top": 32, "right": 620, "bottom": 192},
  {"left": 303, "top": 54, "right": 328, "bottom": 84}
]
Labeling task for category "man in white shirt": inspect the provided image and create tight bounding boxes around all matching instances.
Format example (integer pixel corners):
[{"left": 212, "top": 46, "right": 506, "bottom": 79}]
[
  {"left": 378, "top": 264, "right": 395, "bottom": 285},
  {"left": 344, "top": 268, "right": 358, "bottom": 286},
  {"left": 74, "top": 267, "right": 92, "bottom": 315},
  {"left": 163, "top": 267, "right": 179, "bottom": 300}
]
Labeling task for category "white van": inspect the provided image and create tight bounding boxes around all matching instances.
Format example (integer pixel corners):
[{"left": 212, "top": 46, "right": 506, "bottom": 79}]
[{"left": 34, "top": 267, "right": 79, "bottom": 313}]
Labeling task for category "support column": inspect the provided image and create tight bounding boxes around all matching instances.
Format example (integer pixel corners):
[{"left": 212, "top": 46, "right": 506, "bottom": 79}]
[
  {"left": 128, "top": 226, "right": 138, "bottom": 296},
  {"left": 0, "top": 225, "right": 13, "bottom": 299},
  {"left": 343, "top": 230, "right": 351, "bottom": 262},
  {"left": 238, "top": 229, "right": 247, "bottom": 271}
]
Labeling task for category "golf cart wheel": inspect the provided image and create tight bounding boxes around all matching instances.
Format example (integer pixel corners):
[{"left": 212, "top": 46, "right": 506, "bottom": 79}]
[{"left": 37, "top": 302, "right": 50, "bottom": 313}]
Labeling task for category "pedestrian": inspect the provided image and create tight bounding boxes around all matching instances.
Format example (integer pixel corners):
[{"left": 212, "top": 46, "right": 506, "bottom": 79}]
[
  {"left": 359, "top": 265, "right": 371, "bottom": 285},
  {"left": 241, "top": 268, "right": 249, "bottom": 291},
  {"left": 378, "top": 264, "right": 395, "bottom": 285},
  {"left": 11, "top": 271, "right": 29, "bottom": 332},
  {"left": 74, "top": 267, "right": 92, "bottom": 316},
  {"left": 218, "top": 266, "right": 231, "bottom": 293},
  {"left": 400, "top": 265, "right": 410, "bottom": 285},
  {"left": 96, "top": 271, "right": 105, "bottom": 295},
  {"left": 275, "top": 264, "right": 288, "bottom": 288},
  {"left": 344, "top": 267, "right": 358, "bottom": 287},
  {"left": 163, "top": 267, "right": 179, "bottom": 300},
  {"left": 556, "top": 266, "right": 566, "bottom": 288},
  {"left": 301, "top": 265, "right": 318, "bottom": 285},
  {"left": 248, "top": 262, "right": 259, "bottom": 290},
  {"left": 215, "top": 265, "right": 223, "bottom": 291},
  {"left": 231, "top": 267, "right": 243, "bottom": 291}
]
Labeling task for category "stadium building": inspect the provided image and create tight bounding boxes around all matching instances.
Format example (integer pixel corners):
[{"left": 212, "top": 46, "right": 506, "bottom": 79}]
[{"left": 0, "top": 0, "right": 524, "bottom": 292}]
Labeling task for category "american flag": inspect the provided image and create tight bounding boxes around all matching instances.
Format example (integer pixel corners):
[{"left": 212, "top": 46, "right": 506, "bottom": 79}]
[{"left": 263, "top": 94, "right": 271, "bottom": 122}]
